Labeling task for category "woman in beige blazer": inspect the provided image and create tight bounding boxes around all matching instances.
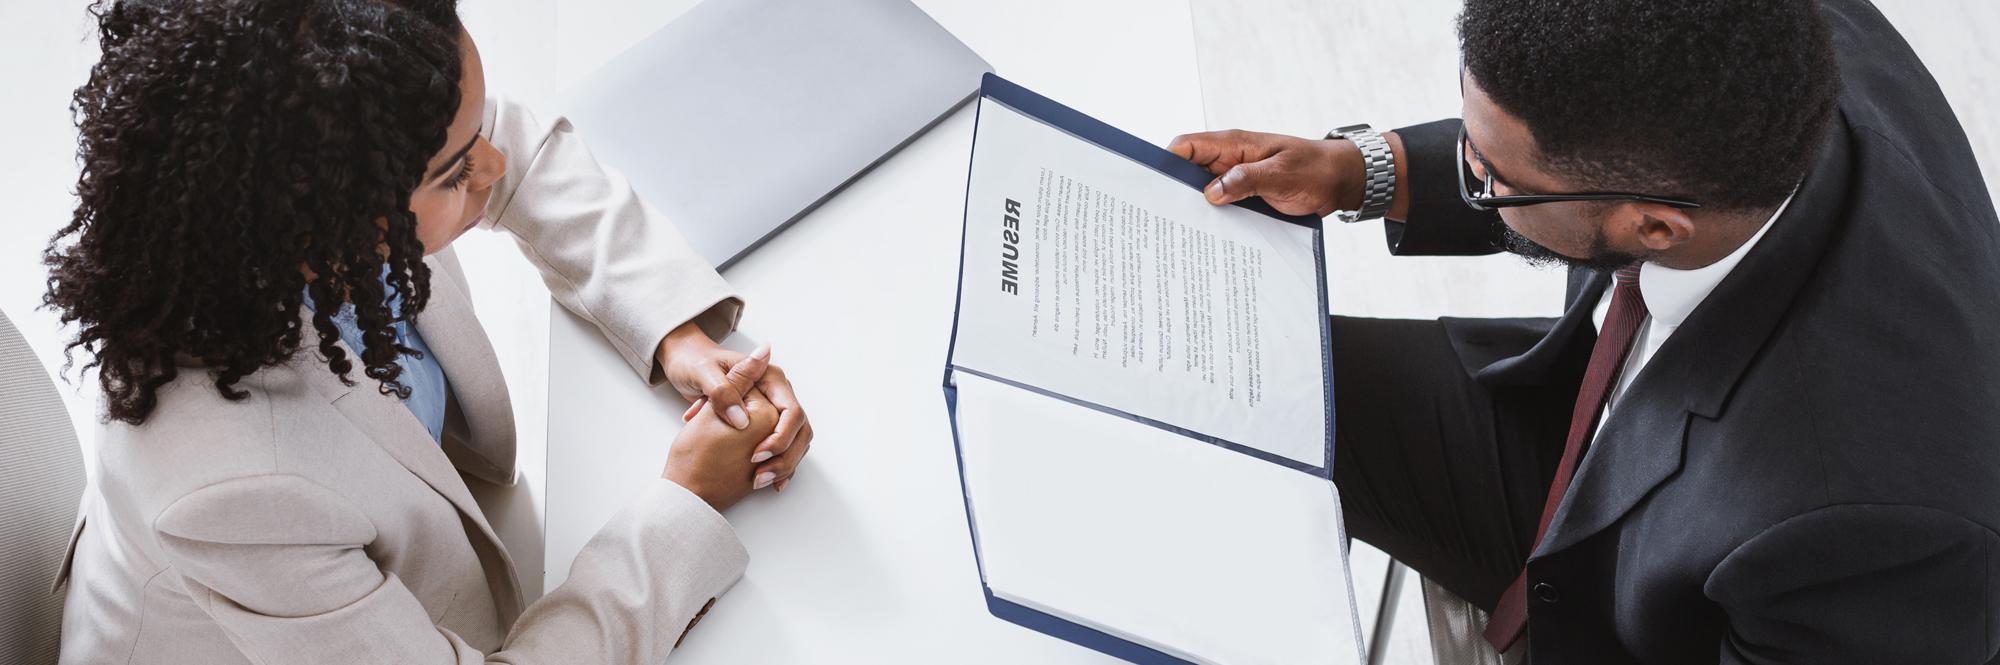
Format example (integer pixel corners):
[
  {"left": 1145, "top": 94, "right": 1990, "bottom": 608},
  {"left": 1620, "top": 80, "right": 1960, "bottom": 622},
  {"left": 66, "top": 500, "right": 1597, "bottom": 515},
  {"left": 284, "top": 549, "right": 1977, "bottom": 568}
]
[{"left": 47, "top": 1, "right": 812, "bottom": 662}]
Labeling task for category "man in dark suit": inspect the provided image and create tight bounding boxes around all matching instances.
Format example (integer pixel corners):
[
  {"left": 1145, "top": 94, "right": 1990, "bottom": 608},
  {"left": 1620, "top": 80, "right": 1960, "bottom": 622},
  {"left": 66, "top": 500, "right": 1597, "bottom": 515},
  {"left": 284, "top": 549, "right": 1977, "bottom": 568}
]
[{"left": 1171, "top": 0, "right": 2000, "bottom": 661}]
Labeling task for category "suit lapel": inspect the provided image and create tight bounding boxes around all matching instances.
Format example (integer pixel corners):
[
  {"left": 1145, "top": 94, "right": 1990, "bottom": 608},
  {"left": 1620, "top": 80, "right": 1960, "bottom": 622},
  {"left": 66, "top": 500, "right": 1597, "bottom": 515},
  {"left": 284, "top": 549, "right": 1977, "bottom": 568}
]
[
  {"left": 1535, "top": 365, "right": 1690, "bottom": 557},
  {"left": 1534, "top": 115, "right": 1855, "bottom": 557}
]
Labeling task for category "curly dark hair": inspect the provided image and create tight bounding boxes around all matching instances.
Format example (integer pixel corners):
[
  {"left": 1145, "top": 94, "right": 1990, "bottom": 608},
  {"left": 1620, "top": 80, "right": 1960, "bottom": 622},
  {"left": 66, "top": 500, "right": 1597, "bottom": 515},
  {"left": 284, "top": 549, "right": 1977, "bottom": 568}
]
[
  {"left": 390, "top": 0, "right": 463, "bottom": 35},
  {"left": 1460, "top": 0, "right": 1840, "bottom": 211},
  {"left": 44, "top": 0, "right": 464, "bottom": 424}
]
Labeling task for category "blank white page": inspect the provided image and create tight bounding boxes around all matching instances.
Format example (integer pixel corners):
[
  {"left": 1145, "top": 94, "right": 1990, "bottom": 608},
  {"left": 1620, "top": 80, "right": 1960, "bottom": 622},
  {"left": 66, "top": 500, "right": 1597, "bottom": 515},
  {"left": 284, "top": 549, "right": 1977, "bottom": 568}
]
[{"left": 952, "top": 371, "right": 1362, "bottom": 664}]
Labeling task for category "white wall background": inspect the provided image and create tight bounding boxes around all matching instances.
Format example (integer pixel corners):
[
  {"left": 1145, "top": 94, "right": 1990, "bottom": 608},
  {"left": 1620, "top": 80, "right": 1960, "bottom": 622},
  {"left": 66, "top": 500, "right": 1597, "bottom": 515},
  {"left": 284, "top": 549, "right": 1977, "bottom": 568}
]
[{"left": 1, "top": 1, "right": 1992, "bottom": 662}]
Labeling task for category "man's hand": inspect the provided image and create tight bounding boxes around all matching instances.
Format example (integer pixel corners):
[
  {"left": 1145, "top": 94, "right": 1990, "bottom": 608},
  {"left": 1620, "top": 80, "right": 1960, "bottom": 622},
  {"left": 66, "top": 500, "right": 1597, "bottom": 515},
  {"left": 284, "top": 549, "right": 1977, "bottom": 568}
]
[
  {"left": 664, "top": 387, "right": 781, "bottom": 512},
  {"left": 1168, "top": 129, "right": 1393, "bottom": 218},
  {"left": 657, "top": 321, "right": 814, "bottom": 492}
]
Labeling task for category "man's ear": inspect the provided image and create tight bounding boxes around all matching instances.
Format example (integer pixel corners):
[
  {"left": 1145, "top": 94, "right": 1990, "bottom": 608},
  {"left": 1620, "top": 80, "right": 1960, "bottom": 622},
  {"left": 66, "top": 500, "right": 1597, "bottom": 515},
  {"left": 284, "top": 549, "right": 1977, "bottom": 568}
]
[{"left": 1621, "top": 202, "right": 1696, "bottom": 252}]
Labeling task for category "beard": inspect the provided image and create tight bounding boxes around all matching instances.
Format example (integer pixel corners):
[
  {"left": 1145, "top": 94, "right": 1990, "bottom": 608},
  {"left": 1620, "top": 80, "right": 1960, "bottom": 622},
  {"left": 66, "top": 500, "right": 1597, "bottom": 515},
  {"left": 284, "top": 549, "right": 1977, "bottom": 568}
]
[{"left": 1501, "top": 224, "right": 1641, "bottom": 272}]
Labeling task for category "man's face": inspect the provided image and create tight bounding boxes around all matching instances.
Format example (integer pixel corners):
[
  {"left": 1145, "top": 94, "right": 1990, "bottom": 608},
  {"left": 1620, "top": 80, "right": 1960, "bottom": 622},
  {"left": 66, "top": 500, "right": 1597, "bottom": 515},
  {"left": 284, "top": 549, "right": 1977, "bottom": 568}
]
[{"left": 1460, "top": 70, "right": 1642, "bottom": 271}]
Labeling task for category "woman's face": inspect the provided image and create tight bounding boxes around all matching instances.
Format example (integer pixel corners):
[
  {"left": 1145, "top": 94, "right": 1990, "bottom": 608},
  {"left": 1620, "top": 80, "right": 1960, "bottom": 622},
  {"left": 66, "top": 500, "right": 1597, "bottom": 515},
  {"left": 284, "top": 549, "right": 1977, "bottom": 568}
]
[{"left": 408, "top": 29, "right": 504, "bottom": 255}]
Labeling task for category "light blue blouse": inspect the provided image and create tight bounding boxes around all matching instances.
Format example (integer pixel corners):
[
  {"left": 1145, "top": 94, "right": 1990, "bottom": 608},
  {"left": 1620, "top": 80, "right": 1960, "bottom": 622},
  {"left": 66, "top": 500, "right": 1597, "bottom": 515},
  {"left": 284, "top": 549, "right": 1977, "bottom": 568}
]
[{"left": 304, "top": 283, "right": 450, "bottom": 443}]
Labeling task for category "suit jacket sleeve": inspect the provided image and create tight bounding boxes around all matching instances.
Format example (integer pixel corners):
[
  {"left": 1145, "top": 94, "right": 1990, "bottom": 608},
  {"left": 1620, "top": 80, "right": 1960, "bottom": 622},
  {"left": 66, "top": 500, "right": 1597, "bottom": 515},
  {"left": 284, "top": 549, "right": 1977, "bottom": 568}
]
[
  {"left": 153, "top": 475, "right": 748, "bottom": 664},
  {"left": 1383, "top": 119, "right": 1506, "bottom": 257},
  {"left": 1705, "top": 504, "right": 2000, "bottom": 664},
  {"left": 480, "top": 94, "right": 741, "bottom": 385}
]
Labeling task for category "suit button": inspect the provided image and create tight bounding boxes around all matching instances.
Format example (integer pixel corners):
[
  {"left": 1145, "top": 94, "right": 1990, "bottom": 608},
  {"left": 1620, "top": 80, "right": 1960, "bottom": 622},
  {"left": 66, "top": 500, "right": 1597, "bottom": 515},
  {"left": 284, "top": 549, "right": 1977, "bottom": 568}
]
[{"left": 1534, "top": 582, "right": 1560, "bottom": 604}]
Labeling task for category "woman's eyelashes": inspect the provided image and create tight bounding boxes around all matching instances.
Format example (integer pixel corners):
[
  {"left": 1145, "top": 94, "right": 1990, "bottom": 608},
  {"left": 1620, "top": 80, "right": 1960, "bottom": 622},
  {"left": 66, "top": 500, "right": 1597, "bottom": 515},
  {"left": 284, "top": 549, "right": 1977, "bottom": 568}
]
[{"left": 446, "top": 154, "right": 476, "bottom": 190}]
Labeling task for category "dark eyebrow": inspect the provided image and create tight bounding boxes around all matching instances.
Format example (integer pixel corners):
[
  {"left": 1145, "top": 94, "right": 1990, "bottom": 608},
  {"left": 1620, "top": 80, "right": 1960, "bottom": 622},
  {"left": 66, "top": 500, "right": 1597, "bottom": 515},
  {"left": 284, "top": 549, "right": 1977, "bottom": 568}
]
[{"left": 427, "top": 131, "right": 481, "bottom": 181}]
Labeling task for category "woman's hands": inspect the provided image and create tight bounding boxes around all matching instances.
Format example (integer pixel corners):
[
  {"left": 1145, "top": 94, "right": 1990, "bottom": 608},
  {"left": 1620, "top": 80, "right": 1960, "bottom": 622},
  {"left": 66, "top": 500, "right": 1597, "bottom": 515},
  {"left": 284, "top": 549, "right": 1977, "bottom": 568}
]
[
  {"left": 663, "top": 388, "right": 781, "bottom": 512},
  {"left": 655, "top": 319, "right": 814, "bottom": 493}
]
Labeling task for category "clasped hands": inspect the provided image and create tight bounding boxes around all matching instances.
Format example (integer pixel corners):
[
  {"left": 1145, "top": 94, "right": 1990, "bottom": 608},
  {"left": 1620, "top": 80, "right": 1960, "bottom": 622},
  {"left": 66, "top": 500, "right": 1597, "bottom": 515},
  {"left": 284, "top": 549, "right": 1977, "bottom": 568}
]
[{"left": 654, "top": 321, "right": 814, "bottom": 512}]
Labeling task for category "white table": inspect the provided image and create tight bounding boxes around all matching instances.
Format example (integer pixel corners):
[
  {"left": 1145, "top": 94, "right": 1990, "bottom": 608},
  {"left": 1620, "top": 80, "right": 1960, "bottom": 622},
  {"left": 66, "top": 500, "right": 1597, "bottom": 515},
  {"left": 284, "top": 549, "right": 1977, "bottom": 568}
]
[{"left": 536, "top": 1, "right": 1215, "bottom": 662}]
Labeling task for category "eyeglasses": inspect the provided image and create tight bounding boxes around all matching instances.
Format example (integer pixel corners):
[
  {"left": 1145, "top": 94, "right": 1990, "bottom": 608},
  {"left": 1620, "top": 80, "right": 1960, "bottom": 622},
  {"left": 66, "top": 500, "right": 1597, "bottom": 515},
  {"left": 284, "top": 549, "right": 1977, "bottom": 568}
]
[{"left": 1457, "top": 121, "right": 1702, "bottom": 212}]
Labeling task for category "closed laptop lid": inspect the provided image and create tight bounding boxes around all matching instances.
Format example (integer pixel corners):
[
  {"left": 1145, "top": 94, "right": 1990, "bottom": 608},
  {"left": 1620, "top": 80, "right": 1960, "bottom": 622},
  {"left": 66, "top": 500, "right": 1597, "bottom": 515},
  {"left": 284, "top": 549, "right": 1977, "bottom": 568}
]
[{"left": 561, "top": 0, "right": 992, "bottom": 268}]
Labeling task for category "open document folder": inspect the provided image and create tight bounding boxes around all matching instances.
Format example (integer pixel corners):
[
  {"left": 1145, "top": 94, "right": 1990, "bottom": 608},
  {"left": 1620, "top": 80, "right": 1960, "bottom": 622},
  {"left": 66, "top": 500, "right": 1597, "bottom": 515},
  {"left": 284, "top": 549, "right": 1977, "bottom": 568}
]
[{"left": 943, "top": 74, "right": 1364, "bottom": 664}]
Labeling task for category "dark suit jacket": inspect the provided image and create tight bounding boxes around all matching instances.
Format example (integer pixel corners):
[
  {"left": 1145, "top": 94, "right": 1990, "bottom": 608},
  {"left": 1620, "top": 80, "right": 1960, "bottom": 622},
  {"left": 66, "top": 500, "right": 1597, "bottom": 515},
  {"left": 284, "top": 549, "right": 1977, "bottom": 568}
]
[{"left": 1385, "top": 0, "right": 2000, "bottom": 662}]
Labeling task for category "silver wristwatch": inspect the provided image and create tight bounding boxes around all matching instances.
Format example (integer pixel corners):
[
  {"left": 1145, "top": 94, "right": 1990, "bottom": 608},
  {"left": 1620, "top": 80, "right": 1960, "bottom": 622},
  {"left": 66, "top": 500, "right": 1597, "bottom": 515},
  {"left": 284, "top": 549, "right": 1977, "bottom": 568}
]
[{"left": 1327, "top": 124, "right": 1395, "bottom": 223}]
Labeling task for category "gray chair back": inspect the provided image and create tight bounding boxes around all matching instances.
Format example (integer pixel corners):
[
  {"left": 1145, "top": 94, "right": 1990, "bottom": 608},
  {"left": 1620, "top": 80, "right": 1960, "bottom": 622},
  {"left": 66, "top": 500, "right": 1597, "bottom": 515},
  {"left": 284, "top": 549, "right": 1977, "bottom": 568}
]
[{"left": 0, "top": 309, "right": 85, "bottom": 665}]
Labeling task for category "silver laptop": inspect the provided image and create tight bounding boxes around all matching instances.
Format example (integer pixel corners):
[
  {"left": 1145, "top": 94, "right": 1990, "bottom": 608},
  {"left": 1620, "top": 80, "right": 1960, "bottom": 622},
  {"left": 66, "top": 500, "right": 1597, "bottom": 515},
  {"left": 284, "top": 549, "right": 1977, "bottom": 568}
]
[{"left": 560, "top": 0, "right": 992, "bottom": 269}]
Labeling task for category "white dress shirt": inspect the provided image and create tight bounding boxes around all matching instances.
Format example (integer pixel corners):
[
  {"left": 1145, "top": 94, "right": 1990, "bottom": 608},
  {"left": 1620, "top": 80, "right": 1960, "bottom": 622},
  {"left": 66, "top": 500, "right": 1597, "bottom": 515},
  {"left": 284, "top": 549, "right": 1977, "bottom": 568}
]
[{"left": 1592, "top": 194, "right": 1794, "bottom": 424}]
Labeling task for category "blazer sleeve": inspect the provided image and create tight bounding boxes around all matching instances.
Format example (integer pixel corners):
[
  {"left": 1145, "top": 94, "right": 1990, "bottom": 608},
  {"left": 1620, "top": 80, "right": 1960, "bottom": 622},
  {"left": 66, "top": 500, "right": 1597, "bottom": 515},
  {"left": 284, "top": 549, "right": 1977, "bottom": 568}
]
[
  {"left": 1705, "top": 504, "right": 2000, "bottom": 664},
  {"left": 1382, "top": 119, "right": 1507, "bottom": 257},
  {"left": 153, "top": 475, "right": 748, "bottom": 664},
  {"left": 479, "top": 94, "right": 741, "bottom": 385}
]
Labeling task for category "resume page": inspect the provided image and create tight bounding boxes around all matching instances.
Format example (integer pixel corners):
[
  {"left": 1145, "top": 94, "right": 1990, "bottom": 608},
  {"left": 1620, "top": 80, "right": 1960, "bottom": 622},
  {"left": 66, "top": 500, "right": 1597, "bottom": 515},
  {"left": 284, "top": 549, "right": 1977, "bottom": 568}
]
[{"left": 952, "top": 100, "right": 1328, "bottom": 467}]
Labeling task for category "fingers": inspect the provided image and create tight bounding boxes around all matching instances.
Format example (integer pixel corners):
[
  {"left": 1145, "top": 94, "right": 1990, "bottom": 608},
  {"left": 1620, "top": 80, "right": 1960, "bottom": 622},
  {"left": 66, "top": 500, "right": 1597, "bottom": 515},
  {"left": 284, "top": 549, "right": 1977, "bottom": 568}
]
[
  {"left": 775, "top": 421, "right": 813, "bottom": 493},
  {"left": 704, "top": 343, "right": 771, "bottom": 429},
  {"left": 1206, "top": 159, "right": 1285, "bottom": 206},
  {"left": 725, "top": 343, "right": 772, "bottom": 388},
  {"left": 748, "top": 366, "right": 804, "bottom": 464},
  {"left": 1171, "top": 130, "right": 1313, "bottom": 209},
  {"left": 1166, "top": 133, "right": 1204, "bottom": 161},
  {"left": 698, "top": 371, "right": 749, "bottom": 429},
  {"left": 682, "top": 397, "right": 707, "bottom": 423},
  {"left": 1167, "top": 129, "right": 1276, "bottom": 176},
  {"left": 758, "top": 419, "right": 813, "bottom": 493},
  {"left": 751, "top": 403, "right": 804, "bottom": 465}
]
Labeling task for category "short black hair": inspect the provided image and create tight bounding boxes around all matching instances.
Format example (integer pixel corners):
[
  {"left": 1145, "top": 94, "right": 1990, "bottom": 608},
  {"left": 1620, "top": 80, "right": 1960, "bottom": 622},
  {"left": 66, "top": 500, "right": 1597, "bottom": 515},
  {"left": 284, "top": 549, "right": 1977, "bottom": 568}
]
[{"left": 1460, "top": 0, "right": 1839, "bottom": 211}]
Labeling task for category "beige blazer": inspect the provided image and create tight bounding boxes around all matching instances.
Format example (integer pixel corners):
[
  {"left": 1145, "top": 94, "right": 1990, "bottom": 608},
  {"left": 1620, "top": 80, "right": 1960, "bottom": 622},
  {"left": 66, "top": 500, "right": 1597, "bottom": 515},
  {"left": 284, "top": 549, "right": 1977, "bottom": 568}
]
[{"left": 57, "top": 96, "right": 750, "bottom": 664}]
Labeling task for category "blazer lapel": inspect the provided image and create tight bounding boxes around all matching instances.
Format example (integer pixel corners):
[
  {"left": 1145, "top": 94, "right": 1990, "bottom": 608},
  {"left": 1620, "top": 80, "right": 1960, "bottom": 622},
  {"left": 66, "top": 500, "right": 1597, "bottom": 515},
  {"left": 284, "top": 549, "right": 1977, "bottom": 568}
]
[
  {"left": 295, "top": 297, "right": 526, "bottom": 624},
  {"left": 1535, "top": 368, "right": 1690, "bottom": 557},
  {"left": 1534, "top": 114, "right": 1856, "bottom": 557},
  {"left": 413, "top": 249, "right": 518, "bottom": 486}
]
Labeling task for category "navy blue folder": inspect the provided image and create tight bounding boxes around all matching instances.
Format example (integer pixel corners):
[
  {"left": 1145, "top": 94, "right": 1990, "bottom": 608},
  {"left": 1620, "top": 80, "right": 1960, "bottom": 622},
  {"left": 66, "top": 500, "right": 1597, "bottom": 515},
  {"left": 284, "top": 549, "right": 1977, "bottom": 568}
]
[{"left": 942, "top": 73, "right": 1340, "bottom": 664}]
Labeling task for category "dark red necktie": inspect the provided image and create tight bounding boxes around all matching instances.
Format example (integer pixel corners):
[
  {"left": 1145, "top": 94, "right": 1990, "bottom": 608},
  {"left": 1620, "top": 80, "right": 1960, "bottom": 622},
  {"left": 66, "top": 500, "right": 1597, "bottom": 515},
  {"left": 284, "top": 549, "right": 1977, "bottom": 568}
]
[{"left": 1484, "top": 264, "right": 1649, "bottom": 652}]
